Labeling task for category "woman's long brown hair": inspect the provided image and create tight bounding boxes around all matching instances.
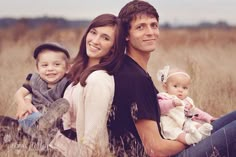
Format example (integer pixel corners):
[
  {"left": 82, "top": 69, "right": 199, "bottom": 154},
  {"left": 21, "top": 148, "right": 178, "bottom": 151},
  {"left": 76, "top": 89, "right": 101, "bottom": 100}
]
[{"left": 68, "top": 13, "right": 125, "bottom": 86}]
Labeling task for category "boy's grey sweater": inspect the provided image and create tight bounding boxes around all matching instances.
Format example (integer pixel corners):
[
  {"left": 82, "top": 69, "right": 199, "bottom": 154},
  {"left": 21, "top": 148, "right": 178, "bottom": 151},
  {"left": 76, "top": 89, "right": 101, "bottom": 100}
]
[{"left": 29, "top": 73, "right": 69, "bottom": 107}]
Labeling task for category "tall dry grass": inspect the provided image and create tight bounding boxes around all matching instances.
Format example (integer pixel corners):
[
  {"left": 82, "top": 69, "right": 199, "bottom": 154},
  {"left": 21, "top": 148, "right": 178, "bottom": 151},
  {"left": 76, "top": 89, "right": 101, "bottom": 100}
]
[
  {"left": 149, "top": 28, "right": 236, "bottom": 117},
  {"left": 0, "top": 25, "right": 236, "bottom": 157},
  {"left": 0, "top": 26, "right": 84, "bottom": 117},
  {"left": 1, "top": 26, "right": 236, "bottom": 118}
]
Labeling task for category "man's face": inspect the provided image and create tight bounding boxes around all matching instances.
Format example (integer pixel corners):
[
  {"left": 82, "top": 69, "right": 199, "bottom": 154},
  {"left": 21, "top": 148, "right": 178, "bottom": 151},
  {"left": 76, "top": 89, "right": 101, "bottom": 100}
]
[{"left": 127, "top": 14, "right": 159, "bottom": 54}]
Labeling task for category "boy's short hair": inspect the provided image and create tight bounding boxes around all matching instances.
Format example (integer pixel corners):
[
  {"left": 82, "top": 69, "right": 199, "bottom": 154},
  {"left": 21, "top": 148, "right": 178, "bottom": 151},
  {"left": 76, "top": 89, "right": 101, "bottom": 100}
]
[{"left": 33, "top": 42, "right": 70, "bottom": 59}]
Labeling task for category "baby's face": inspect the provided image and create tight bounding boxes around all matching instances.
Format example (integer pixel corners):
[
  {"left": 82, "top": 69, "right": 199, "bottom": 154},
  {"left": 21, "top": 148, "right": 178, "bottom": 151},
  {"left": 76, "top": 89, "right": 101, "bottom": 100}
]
[
  {"left": 36, "top": 50, "right": 69, "bottom": 88},
  {"left": 165, "top": 74, "right": 190, "bottom": 100}
]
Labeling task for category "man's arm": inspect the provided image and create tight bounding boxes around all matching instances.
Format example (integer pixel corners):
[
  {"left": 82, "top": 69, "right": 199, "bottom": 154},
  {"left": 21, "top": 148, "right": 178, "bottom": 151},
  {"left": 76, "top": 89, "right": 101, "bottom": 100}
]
[{"left": 135, "top": 119, "right": 186, "bottom": 157}]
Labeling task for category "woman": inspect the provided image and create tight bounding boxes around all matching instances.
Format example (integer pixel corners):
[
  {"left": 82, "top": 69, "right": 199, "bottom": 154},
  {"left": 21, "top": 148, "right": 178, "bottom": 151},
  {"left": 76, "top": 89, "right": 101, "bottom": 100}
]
[{"left": 49, "top": 13, "right": 125, "bottom": 157}]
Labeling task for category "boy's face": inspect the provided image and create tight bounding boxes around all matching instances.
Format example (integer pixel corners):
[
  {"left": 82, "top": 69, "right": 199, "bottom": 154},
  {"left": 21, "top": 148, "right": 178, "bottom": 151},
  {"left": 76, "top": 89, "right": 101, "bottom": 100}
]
[
  {"left": 36, "top": 50, "right": 69, "bottom": 88},
  {"left": 126, "top": 14, "right": 159, "bottom": 54},
  {"left": 164, "top": 74, "right": 190, "bottom": 100}
]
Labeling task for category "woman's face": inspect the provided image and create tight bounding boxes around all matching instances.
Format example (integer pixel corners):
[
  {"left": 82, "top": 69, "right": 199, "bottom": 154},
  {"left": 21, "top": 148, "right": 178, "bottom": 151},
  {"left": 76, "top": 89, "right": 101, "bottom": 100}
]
[{"left": 86, "top": 25, "right": 116, "bottom": 66}]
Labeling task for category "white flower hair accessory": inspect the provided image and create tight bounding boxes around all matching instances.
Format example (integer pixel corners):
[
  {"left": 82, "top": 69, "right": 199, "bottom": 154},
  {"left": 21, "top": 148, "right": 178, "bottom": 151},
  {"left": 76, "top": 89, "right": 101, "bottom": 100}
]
[{"left": 157, "top": 65, "right": 170, "bottom": 83}]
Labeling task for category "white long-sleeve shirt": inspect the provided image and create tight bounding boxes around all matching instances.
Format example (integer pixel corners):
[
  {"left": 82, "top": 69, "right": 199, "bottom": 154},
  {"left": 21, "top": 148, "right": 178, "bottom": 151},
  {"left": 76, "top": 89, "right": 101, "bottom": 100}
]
[{"left": 50, "top": 70, "right": 114, "bottom": 157}]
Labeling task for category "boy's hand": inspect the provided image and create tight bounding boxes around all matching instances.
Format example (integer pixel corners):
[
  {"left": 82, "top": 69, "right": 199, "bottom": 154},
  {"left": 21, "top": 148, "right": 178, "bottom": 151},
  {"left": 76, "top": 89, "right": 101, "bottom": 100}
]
[{"left": 16, "top": 100, "right": 38, "bottom": 120}]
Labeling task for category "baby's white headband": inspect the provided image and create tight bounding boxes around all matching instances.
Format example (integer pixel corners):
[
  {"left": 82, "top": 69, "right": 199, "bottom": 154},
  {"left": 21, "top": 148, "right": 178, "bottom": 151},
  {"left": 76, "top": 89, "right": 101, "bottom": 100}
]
[{"left": 157, "top": 65, "right": 190, "bottom": 83}]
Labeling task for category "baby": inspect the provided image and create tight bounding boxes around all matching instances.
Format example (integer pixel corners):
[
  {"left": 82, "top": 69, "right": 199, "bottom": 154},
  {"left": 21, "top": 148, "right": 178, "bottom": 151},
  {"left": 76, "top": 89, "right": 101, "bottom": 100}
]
[{"left": 157, "top": 65, "right": 216, "bottom": 145}]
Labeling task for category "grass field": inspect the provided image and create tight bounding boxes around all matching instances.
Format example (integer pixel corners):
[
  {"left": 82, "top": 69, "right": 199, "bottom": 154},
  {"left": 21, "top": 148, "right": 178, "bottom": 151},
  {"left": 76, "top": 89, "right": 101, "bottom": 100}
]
[
  {"left": 0, "top": 26, "right": 235, "bottom": 156},
  {"left": 150, "top": 27, "right": 236, "bottom": 117},
  {"left": 1, "top": 26, "right": 235, "bottom": 118}
]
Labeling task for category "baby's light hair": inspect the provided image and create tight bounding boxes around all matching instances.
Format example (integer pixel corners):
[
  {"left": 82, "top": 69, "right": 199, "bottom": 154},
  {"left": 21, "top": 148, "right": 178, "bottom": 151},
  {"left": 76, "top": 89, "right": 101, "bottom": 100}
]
[
  {"left": 157, "top": 65, "right": 191, "bottom": 83},
  {"left": 166, "top": 70, "right": 190, "bottom": 82}
]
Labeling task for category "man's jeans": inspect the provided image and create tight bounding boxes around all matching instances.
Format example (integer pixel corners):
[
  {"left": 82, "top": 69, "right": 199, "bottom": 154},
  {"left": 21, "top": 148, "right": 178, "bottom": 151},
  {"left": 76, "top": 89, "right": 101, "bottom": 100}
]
[{"left": 173, "top": 111, "right": 236, "bottom": 157}]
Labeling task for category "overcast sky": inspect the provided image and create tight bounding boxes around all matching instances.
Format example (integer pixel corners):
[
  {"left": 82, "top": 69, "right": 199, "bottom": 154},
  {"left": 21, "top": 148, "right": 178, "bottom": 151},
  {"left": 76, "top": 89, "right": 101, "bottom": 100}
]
[{"left": 0, "top": 0, "right": 235, "bottom": 25}]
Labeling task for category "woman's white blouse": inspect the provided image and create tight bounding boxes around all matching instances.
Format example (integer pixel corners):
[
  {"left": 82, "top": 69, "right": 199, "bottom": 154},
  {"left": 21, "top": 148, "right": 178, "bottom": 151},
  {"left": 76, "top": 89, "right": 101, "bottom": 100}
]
[{"left": 57, "top": 70, "right": 114, "bottom": 156}]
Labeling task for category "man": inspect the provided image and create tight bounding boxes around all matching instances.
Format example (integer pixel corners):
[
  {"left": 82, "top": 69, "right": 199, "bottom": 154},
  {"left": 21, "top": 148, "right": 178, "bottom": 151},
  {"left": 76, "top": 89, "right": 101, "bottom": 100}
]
[{"left": 107, "top": 0, "right": 185, "bottom": 156}]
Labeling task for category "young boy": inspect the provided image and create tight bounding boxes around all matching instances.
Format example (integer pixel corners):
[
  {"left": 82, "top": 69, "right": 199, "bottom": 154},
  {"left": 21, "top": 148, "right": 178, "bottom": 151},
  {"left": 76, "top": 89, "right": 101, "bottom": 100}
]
[{"left": 14, "top": 42, "right": 71, "bottom": 136}]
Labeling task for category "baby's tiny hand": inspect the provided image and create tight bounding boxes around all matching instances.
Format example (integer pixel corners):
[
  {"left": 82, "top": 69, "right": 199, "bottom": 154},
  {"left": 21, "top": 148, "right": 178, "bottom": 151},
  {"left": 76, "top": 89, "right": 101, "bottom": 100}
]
[
  {"left": 210, "top": 117, "right": 218, "bottom": 123},
  {"left": 185, "top": 103, "right": 193, "bottom": 110},
  {"left": 173, "top": 99, "right": 182, "bottom": 106}
]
